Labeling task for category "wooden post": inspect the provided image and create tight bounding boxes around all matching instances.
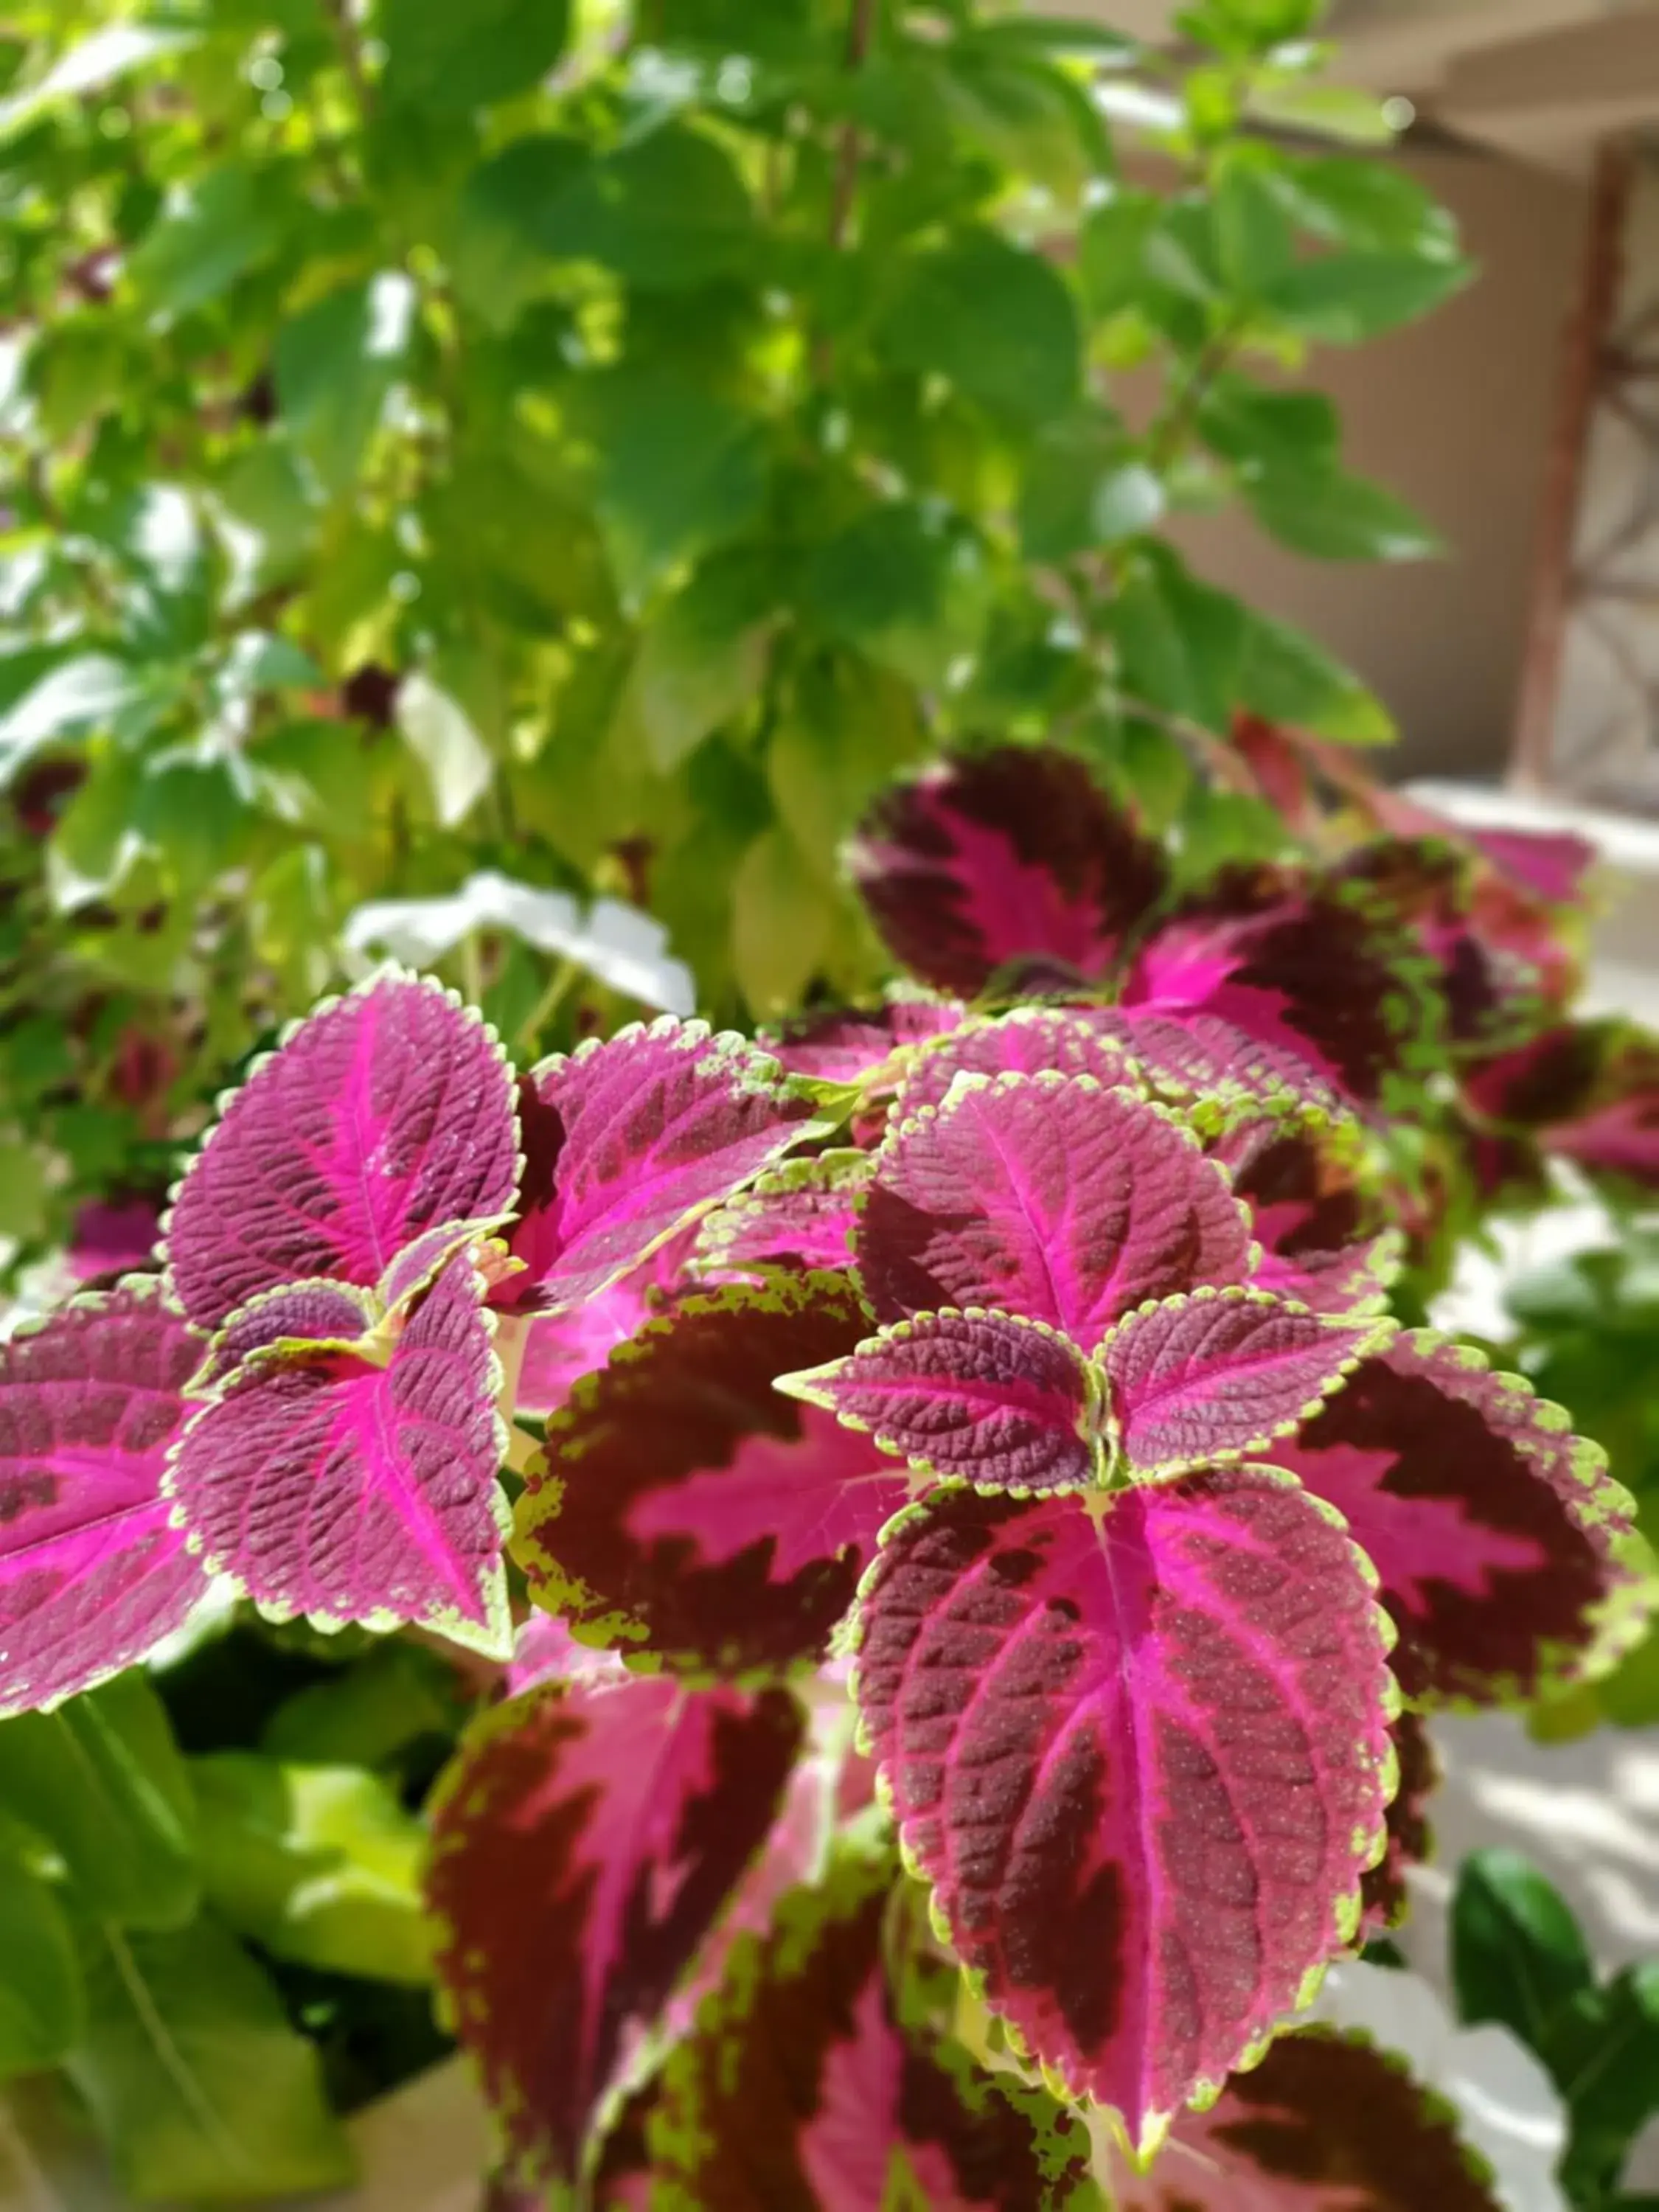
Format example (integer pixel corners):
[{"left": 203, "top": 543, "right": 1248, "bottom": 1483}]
[{"left": 1510, "top": 139, "right": 1634, "bottom": 793}]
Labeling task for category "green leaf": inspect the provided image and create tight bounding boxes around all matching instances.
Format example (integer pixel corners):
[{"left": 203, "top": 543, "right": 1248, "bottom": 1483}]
[
  {"left": 0, "top": 1677, "right": 198, "bottom": 1931},
  {"left": 581, "top": 369, "right": 769, "bottom": 602},
  {"left": 1108, "top": 550, "right": 1244, "bottom": 734},
  {"left": 1197, "top": 374, "right": 1340, "bottom": 473},
  {"left": 133, "top": 755, "right": 257, "bottom": 897},
  {"left": 0, "top": 1138, "right": 52, "bottom": 1242},
  {"left": 448, "top": 133, "right": 588, "bottom": 329},
  {"left": 1452, "top": 1848, "right": 1594, "bottom": 2052},
  {"left": 380, "top": 0, "right": 571, "bottom": 114},
  {"left": 1265, "top": 154, "right": 1463, "bottom": 260},
  {"left": 126, "top": 164, "right": 291, "bottom": 317},
  {"left": 1214, "top": 148, "right": 1295, "bottom": 294},
  {"left": 1547, "top": 1965, "right": 1659, "bottom": 2206},
  {"left": 804, "top": 504, "right": 991, "bottom": 689},
  {"left": 0, "top": 1865, "right": 83, "bottom": 2079},
  {"left": 1245, "top": 463, "right": 1441, "bottom": 563},
  {"left": 630, "top": 547, "right": 779, "bottom": 771},
  {"left": 0, "top": 654, "right": 144, "bottom": 776},
  {"left": 192, "top": 1754, "right": 433, "bottom": 1986},
  {"left": 1264, "top": 249, "right": 1472, "bottom": 344},
  {"left": 1235, "top": 607, "right": 1394, "bottom": 744},
  {"left": 1245, "top": 80, "right": 1397, "bottom": 147},
  {"left": 0, "top": 23, "right": 196, "bottom": 138},
  {"left": 273, "top": 274, "right": 417, "bottom": 498},
  {"left": 1020, "top": 412, "right": 1164, "bottom": 562},
  {"left": 260, "top": 1643, "right": 464, "bottom": 1767},
  {"left": 67, "top": 1913, "right": 355, "bottom": 2202},
  {"left": 880, "top": 228, "right": 1082, "bottom": 425},
  {"left": 1077, "top": 187, "right": 1161, "bottom": 316},
  {"left": 732, "top": 826, "right": 832, "bottom": 1015},
  {"left": 532, "top": 125, "right": 754, "bottom": 289},
  {"left": 395, "top": 669, "right": 494, "bottom": 828}
]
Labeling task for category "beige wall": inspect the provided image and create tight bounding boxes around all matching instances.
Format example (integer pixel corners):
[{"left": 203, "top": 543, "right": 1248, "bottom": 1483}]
[{"left": 1163, "top": 151, "right": 1588, "bottom": 780}]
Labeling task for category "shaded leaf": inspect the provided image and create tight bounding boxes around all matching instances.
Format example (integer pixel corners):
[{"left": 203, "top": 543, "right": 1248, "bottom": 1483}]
[
  {"left": 880, "top": 228, "right": 1082, "bottom": 425},
  {"left": 68, "top": 1914, "right": 354, "bottom": 2202},
  {"left": 652, "top": 1826, "right": 1101, "bottom": 2208},
  {"left": 426, "top": 1672, "right": 801, "bottom": 2185},
  {"left": 1105, "top": 2028, "right": 1502, "bottom": 2209},
  {"left": 848, "top": 747, "right": 1166, "bottom": 997}
]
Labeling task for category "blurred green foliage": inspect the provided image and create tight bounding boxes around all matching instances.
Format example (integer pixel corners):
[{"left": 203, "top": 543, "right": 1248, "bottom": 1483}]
[{"left": 0, "top": 0, "right": 1464, "bottom": 1267}]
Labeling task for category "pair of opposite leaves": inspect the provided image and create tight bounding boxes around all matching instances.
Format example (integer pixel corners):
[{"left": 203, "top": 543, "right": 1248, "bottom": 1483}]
[{"left": 0, "top": 975, "right": 822, "bottom": 1704}]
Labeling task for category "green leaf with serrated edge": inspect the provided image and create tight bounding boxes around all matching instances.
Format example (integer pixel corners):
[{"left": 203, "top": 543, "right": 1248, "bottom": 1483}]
[
  {"left": 0, "top": 1676, "right": 198, "bottom": 1931},
  {"left": 67, "top": 1913, "right": 355, "bottom": 2202},
  {"left": 1451, "top": 1848, "right": 1592, "bottom": 2051},
  {"left": 648, "top": 1821, "right": 1103, "bottom": 2208}
]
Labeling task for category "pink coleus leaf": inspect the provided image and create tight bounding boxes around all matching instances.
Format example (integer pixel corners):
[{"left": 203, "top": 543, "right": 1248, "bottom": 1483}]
[
  {"left": 0, "top": 1286, "right": 210, "bottom": 1717},
  {"left": 762, "top": 997, "right": 969, "bottom": 1088},
  {"left": 1360, "top": 1709, "right": 1436, "bottom": 1939},
  {"left": 165, "top": 975, "right": 521, "bottom": 1331},
  {"left": 1267, "top": 1332, "right": 1652, "bottom": 1704},
  {"left": 1121, "top": 866, "right": 1439, "bottom": 1105},
  {"left": 1212, "top": 1105, "right": 1399, "bottom": 1318},
  {"left": 505, "top": 1018, "right": 818, "bottom": 1314},
  {"left": 513, "top": 1276, "right": 911, "bottom": 1675},
  {"left": 68, "top": 1197, "right": 163, "bottom": 1284},
  {"left": 694, "top": 1152, "right": 869, "bottom": 1280},
  {"left": 1088, "top": 1007, "right": 1343, "bottom": 1117},
  {"left": 778, "top": 1310, "right": 1101, "bottom": 1495},
  {"left": 1099, "top": 1288, "right": 1386, "bottom": 1478},
  {"left": 512, "top": 1227, "right": 698, "bottom": 1422},
  {"left": 196, "top": 1280, "right": 378, "bottom": 1389},
  {"left": 425, "top": 1671, "right": 802, "bottom": 2187},
  {"left": 1102, "top": 2029, "right": 1500, "bottom": 2211},
  {"left": 168, "top": 1253, "right": 509, "bottom": 1654},
  {"left": 848, "top": 746, "right": 1168, "bottom": 998},
  {"left": 894, "top": 1008, "right": 1144, "bottom": 1119},
  {"left": 860, "top": 1073, "right": 1255, "bottom": 1346},
  {"left": 853, "top": 1470, "right": 1397, "bottom": 2154},
  {"left": 650, "top": 1828, "right": 1099, "bottom": 2211}
]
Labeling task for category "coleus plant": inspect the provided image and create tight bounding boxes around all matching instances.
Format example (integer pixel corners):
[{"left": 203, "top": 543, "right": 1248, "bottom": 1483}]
[{"left": 0, "top": 739, "right": 1651, "bottom": 2205}]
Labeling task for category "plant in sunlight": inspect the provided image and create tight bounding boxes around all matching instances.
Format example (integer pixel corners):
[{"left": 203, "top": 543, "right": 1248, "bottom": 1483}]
[{"left": 3, "top": 741, "right": 1652, "bottom": 2200}]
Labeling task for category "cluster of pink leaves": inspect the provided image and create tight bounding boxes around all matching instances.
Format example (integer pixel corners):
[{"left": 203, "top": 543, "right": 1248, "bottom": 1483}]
[{"left": 0, "top": 741, "right": 1650, "bottom": 2208}]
